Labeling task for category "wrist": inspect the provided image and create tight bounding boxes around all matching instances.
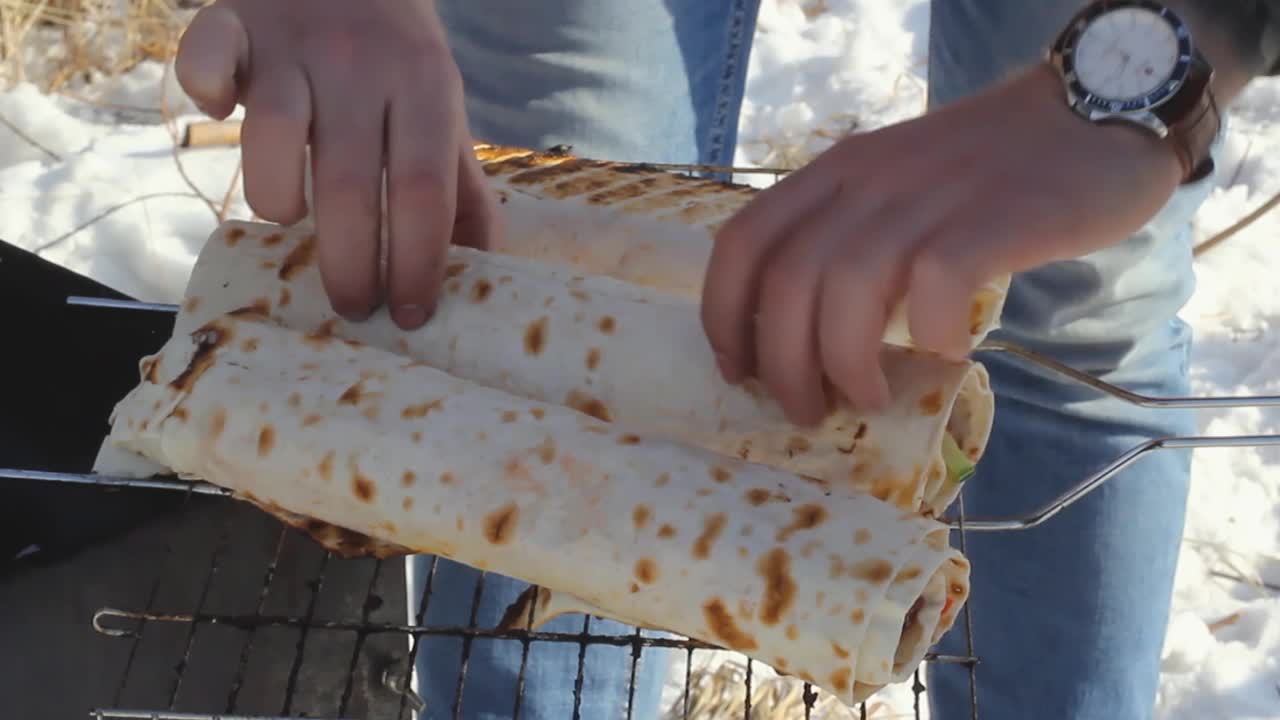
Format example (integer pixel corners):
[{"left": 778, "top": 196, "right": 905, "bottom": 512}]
[{"left": 1017, "top": 61, "right": 1184, "bottom": 190}]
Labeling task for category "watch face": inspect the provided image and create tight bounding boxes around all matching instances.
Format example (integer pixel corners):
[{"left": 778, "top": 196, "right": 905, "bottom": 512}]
[{"left": 1058, "top": 0, "right": 1193, "bottom": 114}]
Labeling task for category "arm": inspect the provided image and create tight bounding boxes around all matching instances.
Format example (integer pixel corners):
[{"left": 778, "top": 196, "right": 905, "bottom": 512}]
[{"left": 700, "top": 1, "right": 1278, "bottom": 426}]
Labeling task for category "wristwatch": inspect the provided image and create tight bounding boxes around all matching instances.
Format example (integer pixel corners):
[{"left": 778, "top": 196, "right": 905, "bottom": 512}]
[{"left": 1047, "top": 0, "right": 1221, "bottom": 183}]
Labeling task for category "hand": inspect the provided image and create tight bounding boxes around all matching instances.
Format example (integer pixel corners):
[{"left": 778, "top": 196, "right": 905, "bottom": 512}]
[
  {"left": 175, "top": 0, "right": 498, "bottom": 329},
  {"left": 700, "top": 62, "right": 1184, "bottom": 427}
]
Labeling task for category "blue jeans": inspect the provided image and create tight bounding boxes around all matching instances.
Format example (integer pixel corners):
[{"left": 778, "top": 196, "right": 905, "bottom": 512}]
[{"left": 408, "top": 2, "right": 1221, "bottom": 718}]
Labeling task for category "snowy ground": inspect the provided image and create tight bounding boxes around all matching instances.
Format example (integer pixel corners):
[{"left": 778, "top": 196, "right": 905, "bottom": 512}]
[{"left": 1, "top": 1, "right": 1278, "bottom": 719}]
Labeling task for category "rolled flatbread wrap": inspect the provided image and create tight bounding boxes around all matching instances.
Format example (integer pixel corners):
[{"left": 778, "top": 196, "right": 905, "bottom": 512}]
[
  {"left": 470, "top": 143, "right": 1011, "bottom": 351},
  {"left": 97, "top": 309, "right": 971, "bottom": 705},
  {"left": 171, "top": 220, "right": 992, "bottom": 516}
]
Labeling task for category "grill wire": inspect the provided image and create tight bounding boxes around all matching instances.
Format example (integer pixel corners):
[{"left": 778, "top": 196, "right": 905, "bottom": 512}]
[{"left": 78, "top": 161, "right": 981, "bottom": 720}]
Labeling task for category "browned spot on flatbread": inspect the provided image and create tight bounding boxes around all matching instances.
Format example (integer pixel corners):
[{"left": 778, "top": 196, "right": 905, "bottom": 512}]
[
  {"left": 447, "top": 279, "right": 461, "bottom": 294},
  {"left": 777, "top": 504, "right": 828, "bottom": 542},
  {"left": 564, "top": 389, "right": 611, "bottom": 422},
  {"left": 505, "top": 157, "right": 594, "bottom": 186},
  {"left": 530, "top": 407, "right": 545, "bottom": 420},
  {"left": 302, "top": 414, "right": 322, "bottom": 427},
  {"left": 317, "top": 450, "right": 334, "bottom": 481},
  {"left": 338, "top": 381, "right": 364, "bottom": 405},
  {"left": 410, "top": 430, "right": 422, "bottom": 443},
  {"left": 278, "top": 286, "right": 292, "bottom": 307},
  {"left": 303, "top": 318, "right": 339, "bottom": 348},
  {"left": 585, "top": 347, "right": 601, "bottom": 370},
  {"left": 837, "top": 422, "right": 869, "bottom": 454},
  {"left": 633, "top": 504, "right": 651, "bottom": 530},
  {"left": 785, "top": 436, "right": 811, "bottom": 456},
  {"left": 225, "top": 227, "right": 246, "bottom": 246},
  {"left": 854, "top": 528, "right": 872, "bottom": 545},
  {"left": 745, "top": 488, "right": 773, "bottom": 506},
  {"left": 693, "top": 513, "right": 727, "bottom": 559},
  {"left": 402, "top": 471, "right": 416, "bottom": 487},
  {"left": 257, "top": 425, "right": 275, "bottom": 457},
  {"left": 287, "top": 392, "right": 301, "bottom": 408},
  {"left": 352, "top": 472, "right": 376, "bottom": 503},
  {"left": 703, "top": 598, "right": 758, "bottom": 651},
  {"left": 597, "top": 316, "right": 616, "bottom": 334},
  {"left": 524, "top": 316, "right": 548, "bottom": 356},
  {"left": 831, "top": 641, "right": 850, "bottom": 659},
  {"left": 709, "top": 466, "right": 732, "bottom": 484},
  {"left": 278, "top": 234, "right": 317, "bottom": 281},
  {"left": 170, "top": 406, "right": 189, "bottom": 422},
  {"left": 402, "top": 497, "right": 414, "bottom": 511},
  {"left": 402, "top": 399, "right": 444, "bottom": 419},
  {"left": 970, "top": 290, "right": 996, "bottom": 334},
  {"left": 655, "top": 473, "right": 670, "bottom": 487},
  {"left": 501, "top": 410, "right": 519, "bottom": 423},
  {"left": 919, "top": 389, "right": 944, "bottom": 415},
  {"left": 587, "top": 176, "right": 659, "bottom": 205},
  {"left": 261, "top": 232, "right": 285, "bottom": 247},
  {"left": 470, "top": 278, "right": 493, "bottom": 302},
  {"left": 569, "top": 289, "right": 591, "bottom": 303},
  {"left": 696, "top": 488, "right": 713, "bottom": 497},
  {"left": 895, "top": 566, "right": 924, "bottom": 585},
  {"left": 758, "top": 547, "right": 797, "bottom": 626},
  {"left": 170, "top": 324, "right": 231, "bottom": 392},
  {"left": 445, "top": 262, "right": 467, "bottom": 278},
  {"left": 440, "top": 472, "right": 455, "bottom": 485},
  {"left": 830, "top": 667, "right": 851, "bottom": 694},
  {"left": 535, "top": 437, "right": 556, "bottom": 464},
  {"left": 785, "top": 625, "right": 799, "bottom": 641},
  {"left": 850, "top": 609, "right": 865, "bottom": 624},
  {"left": 484, "top": 503, "right": 519, "bottom": 544},
  {"left": 181, "top": 296, "right": 200, "bottom": 314},
  {"left": 851, "top": 558, "right": 894, "bottom": 584},
  {"left": 634, "top": 557, "right": 658, "bottom": 584},
  {"left": 658, "top": 524, "right": 676, "bottom": 538},
  {"left": 260, "top": 260, "right": 279, "bottom": 270},
  {"left": 617, "top": 433, "right": 641, "bottom": 446}
]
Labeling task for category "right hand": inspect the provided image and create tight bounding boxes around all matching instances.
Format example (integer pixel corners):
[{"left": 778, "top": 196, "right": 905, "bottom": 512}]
[{"left": 175, "top": 0, "right": 498, "bottom": 329}]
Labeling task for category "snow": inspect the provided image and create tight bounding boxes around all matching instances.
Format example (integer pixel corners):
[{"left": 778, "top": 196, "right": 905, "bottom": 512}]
[{"left": 1, "top": 1, "right": 1277, "bottom": 719}]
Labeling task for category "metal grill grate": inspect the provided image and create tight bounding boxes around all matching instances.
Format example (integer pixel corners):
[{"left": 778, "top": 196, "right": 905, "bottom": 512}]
[
  {"left": 8, "top": 160, "right": 1278, "bottom": 720},
  {"left": 80, "top": 486, "right": 980, "bottom": 720}
]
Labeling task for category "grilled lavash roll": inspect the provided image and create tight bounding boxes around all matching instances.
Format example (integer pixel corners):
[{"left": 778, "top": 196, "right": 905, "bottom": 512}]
[
  {"left": 98, "top": 309, "right": 971, "bottom": 705},
  {"left": 469, "top": 143, "right": 1011, "bottom": 351},
  {"left": 174, "top": 220, "right": 993, "bottom": 517}
]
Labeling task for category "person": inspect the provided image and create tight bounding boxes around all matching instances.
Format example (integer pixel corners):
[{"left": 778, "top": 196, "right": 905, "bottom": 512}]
[{"left": 173, "top": 1, "right": 1280, "bottom": 718}]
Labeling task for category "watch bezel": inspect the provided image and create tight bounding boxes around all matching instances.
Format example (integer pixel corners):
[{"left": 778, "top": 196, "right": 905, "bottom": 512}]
[{"left": 1054, "top": 0, "right": 1194, "bottom": 116}]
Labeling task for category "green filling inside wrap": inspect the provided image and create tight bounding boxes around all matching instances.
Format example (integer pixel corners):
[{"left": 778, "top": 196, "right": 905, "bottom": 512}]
[{"left": 942, "top": 432, "right": 976, "bottom": 485}]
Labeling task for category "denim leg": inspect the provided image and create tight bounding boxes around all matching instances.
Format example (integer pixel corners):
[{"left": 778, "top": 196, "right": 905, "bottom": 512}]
[
  {"left": 405, "top": 3, "right": 760, "bottom": 718},
  {"left": 925, "top": 2, "right": 1222, "bottom": 719}
]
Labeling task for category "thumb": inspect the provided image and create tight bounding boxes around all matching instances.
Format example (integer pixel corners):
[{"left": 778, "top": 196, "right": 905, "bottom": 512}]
[{"left": 174, "top": 3, "right": 249, "bottom": 120}]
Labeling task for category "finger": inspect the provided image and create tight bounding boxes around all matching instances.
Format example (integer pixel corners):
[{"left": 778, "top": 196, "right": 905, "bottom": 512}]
[
  {"left": 383, "top": 68, "right": 462, "bottom": 330},
  {"left": 310, "top": 80, "right": 389, "bottom": 321},
  {"left": 174, "top": 3, "right": 248, "bottom": 119},
  {"left": 750, "top": 207, "right": 847, "bottom": 427},
  {"left": 906, "top": 221, "right": 1003, "bottom": 361},
  {"left": 701, "top": 162, "right": 835, "bottom": 383},
  {"left": 816, "top": 240, "right": 903, "bottom": 414},
  {"left": 452, "top": 134, "right": 499, "bottom": 251},
  {"left": 240, "top": 63, "right": 311, "bottom": 224}
]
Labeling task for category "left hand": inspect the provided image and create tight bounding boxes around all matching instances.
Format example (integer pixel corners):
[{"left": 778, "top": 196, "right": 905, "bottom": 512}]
[{"left": 700, "top": 61, "right": 1185, "bottom": 427}]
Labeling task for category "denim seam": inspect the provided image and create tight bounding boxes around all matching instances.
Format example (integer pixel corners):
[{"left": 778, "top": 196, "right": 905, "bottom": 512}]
[{"left": 706, "top": 0, "right": 752, "bottom": 167}]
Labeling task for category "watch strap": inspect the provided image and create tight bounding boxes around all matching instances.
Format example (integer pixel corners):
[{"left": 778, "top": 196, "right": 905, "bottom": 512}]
[{"left": 1153, "top": 54, "right": 1220, "bottom": 183}]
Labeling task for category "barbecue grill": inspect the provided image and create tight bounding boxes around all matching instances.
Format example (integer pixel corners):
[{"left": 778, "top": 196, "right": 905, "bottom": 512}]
[{"left": 3, "top": 162, "right": 1277, "bottom": 720}]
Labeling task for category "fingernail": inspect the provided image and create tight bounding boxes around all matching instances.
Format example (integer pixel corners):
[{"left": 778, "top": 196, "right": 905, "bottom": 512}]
[{"left": 393, "top": 304, "right": 429, "bottom": 329}]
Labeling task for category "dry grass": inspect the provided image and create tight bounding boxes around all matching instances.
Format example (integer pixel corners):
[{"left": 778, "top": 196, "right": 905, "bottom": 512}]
[{"left": 0, "top": 0, "right": 205, "bottom": 92}]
